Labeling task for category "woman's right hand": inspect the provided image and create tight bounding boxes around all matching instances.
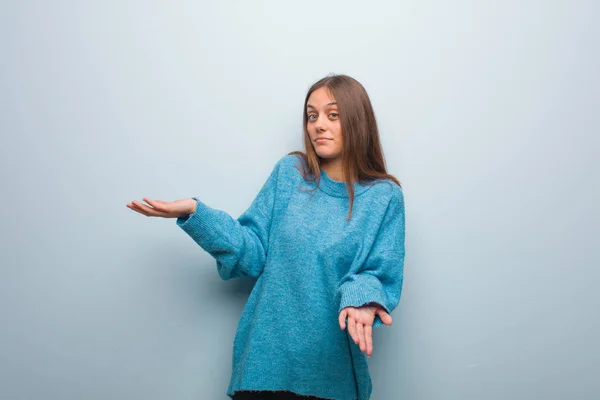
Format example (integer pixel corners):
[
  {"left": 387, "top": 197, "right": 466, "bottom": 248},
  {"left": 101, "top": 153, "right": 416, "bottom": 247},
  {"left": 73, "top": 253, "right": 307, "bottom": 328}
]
[{"left": 126, "top": 198, "right": 196, "bottom": 218}]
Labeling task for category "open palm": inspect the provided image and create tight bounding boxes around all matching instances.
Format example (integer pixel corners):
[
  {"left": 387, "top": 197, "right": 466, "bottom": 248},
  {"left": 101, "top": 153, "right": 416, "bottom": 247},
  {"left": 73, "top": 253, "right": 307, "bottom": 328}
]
[
  {"left": 126, "top": 197, "right": 196, "bottom": 218},
  {"left": 339, "top": 304, "right": 392, "bottom": 357}
]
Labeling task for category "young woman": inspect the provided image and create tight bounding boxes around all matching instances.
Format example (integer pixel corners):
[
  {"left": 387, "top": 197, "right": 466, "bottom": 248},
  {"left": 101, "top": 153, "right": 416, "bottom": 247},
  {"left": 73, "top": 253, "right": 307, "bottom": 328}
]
[{"left": 126, "top": 74, "right": 406, "bottom": 400}]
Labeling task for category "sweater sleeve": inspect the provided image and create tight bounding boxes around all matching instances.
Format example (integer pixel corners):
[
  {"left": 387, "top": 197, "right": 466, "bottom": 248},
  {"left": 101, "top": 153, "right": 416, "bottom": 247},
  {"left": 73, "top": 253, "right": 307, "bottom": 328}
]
[
  {"left": 175, "top": 159, "right": 282, "bottom": 280},
  {"left": 336, "top": 187, "right": 406, "bottom": 328}
]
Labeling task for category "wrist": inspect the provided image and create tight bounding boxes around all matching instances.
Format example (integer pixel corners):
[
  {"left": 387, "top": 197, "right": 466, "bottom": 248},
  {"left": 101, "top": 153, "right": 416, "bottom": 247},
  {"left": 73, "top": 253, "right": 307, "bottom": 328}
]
[{"left": 188, "top": 198, "right": 197, "bottom": 214}]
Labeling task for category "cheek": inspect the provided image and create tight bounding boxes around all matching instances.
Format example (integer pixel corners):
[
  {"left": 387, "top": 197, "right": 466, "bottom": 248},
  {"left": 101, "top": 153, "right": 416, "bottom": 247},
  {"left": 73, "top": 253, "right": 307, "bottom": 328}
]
[{"left": 335, "top": 123, "right": 343, "bottom": 141}]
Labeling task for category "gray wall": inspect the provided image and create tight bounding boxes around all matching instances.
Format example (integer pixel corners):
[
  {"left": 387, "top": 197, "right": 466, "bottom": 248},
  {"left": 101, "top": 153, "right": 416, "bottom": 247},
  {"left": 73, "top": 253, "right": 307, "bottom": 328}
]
[{"left": 1, "top": 1, "right": 598, "bottom": 399}]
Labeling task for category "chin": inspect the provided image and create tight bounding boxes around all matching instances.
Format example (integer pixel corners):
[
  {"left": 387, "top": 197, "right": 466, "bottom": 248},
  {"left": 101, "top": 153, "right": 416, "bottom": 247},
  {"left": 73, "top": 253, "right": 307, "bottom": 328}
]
[{"left": 316, "top": 152, "right": 341, "bottom": 160}]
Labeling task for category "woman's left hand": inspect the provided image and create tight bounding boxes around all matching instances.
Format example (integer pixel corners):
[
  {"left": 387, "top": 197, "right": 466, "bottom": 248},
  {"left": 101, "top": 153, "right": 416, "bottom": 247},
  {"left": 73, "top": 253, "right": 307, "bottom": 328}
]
[{"left": 338, "top": 303, "right": 392, "bottom": 357}]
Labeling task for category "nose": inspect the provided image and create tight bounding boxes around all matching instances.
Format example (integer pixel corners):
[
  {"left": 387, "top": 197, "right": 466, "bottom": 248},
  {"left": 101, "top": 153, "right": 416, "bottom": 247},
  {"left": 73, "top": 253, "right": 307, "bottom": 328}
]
[{"left": 315, "top": 114, "right": 327, "bottom": 132}]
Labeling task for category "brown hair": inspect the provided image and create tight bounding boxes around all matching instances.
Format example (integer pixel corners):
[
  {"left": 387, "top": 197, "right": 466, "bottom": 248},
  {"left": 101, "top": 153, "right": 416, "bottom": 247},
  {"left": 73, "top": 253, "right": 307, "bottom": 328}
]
[{"left": 288, "top": 73, "right": 401, "bottom": 221}]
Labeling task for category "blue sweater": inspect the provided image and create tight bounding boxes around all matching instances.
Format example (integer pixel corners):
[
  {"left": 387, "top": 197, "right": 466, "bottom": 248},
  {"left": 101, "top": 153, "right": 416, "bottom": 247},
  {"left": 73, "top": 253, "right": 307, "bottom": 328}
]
[{"left": 176, "top": 154, "right": 405, "bottom": 400}]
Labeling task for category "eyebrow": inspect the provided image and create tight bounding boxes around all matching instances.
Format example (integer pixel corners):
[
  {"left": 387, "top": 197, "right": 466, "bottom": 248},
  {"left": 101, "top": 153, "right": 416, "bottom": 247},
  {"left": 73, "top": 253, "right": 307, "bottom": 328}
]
[{"left": 307, "top": 102, "right": 337, "bottom": 109}]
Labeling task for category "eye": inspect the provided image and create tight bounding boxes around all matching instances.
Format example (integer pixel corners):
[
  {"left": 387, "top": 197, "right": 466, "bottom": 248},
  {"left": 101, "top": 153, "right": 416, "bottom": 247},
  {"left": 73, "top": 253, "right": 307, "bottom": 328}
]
[
  {"left": 329, "top": 113, "right": 339, "bottom": 118},
  {"left": 307, "top": 114, "right": 316, "bottom": 121}
]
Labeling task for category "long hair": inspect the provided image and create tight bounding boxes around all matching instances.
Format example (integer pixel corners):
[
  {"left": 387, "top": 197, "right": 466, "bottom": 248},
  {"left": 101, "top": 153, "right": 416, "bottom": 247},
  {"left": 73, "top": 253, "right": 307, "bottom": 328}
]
[{"left": 288, "top": 74, "right": 401, "bottom": 221}]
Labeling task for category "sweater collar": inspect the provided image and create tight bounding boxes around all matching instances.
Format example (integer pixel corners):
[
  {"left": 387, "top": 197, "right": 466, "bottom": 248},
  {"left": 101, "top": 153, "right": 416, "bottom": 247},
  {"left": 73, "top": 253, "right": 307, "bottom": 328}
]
[{"left": 317, "top": 168, "right": 372, "bottom": 198}]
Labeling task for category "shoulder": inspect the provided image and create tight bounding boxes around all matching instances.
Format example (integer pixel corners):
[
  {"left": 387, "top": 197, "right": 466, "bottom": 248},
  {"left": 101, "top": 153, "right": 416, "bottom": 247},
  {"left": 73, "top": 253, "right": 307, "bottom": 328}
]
[
  {"left": 278, "top": 153, "right": 303, "bottom": 168},
  {"left": 388, "top": 182, "right": 404, "bottom": 206},
  {"left": 359, "top": 179, "right": 404, "bottom": 222},
  {"left": 366, "top": 178, "right": 404, "bottom": 205},
  {"left": 369, "top": 181, "right": 404, "bottom": 224},
  {"left": 278, "top": 153, "right": 306, "bottom": 170},
  {"left": 271, "top": 153, "right": 306, "bottom": 179},
  {"left": 263, "top": 154, "right": 297, "bottom": 174},
  {"left": 260, "top": 154, "right": 304, "bottom": 184}
]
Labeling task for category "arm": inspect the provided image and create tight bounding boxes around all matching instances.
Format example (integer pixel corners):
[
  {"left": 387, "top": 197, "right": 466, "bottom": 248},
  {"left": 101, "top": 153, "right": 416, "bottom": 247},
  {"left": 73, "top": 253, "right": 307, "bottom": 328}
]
[
  {"left": 175, "top": 159, "right": 282, "bottom": 280},
  {"left": 336, "top": 187, "right": 406, "bottom": 328}
]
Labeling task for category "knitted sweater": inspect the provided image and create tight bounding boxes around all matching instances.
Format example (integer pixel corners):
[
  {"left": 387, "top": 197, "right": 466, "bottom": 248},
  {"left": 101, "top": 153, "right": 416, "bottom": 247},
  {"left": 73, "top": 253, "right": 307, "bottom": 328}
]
[{"left": 176, "top": 154, "right": 405, "bottom": 400}]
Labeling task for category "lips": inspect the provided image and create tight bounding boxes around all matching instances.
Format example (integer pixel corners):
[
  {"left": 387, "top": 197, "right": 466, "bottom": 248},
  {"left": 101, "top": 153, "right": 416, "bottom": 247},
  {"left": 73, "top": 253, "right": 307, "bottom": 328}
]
[{"left": 316, "top": 138, "right": 332, "bottom": 142}]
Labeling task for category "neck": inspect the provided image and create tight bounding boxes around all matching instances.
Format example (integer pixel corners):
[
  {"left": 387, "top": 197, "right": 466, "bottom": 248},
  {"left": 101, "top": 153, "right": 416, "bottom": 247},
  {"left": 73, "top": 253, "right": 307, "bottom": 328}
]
[{"left": 320, "top": 158, "right": 344, "bottom": 182}]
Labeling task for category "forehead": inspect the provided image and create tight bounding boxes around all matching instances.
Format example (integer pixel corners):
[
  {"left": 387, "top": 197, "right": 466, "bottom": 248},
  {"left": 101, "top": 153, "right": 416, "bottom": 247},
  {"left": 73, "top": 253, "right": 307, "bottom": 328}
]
[{"left": 307, "top": 87, "right": 336, "bottom": 108}]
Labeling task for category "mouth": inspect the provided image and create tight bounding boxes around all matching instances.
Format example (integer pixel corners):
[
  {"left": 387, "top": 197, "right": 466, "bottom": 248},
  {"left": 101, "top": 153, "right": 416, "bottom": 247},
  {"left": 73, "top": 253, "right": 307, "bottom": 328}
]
[{"left": 315, "top": 138, "right": 332, "bottom": 142}]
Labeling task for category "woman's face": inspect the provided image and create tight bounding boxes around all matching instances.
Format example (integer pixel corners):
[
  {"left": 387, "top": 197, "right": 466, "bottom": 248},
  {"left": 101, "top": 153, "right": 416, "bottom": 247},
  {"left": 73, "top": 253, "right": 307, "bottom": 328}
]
[{"left": 306, "top": 87, "right": 343, "bottom": 162}]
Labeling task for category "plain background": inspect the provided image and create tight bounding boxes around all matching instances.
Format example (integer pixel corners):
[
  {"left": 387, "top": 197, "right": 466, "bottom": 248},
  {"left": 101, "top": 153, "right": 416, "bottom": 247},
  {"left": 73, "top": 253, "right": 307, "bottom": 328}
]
[{"left": 1, "top": 1, "right": 598, "bottom": 399}]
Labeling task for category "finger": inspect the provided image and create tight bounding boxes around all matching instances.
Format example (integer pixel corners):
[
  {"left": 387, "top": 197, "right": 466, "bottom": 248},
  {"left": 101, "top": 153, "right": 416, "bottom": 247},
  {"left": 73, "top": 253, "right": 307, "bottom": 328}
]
[
  {"left": 129, "top": 202, "right": 150, "bottom": 216},
  {"left": 131, "top": 201, "right": 154, "bottom": 215},
  {"left": 348, "top": 316, "right": 358, "bottom": 345},
  {"left": 133, "top": 201, "right": 172, "bottom": 218},
  {"left": 126, "top": 203, "right": 139, "bottom": 213},
  {"left": 356, "top": 323, "right": 366, "bottom": 353},
  {"left": 143, "top": 198, "right": 166, "bottom": 211},
  {"left": 132, "top": 200, "right": 165, "bottom": 217},
  {"left": 376, "top": 309, "right": 393, "bottom": 326},
  {"left": 339, "top": 309, "right": 348, "bottom": 330},
  {"left": 365, "top": 325, "right": 373, "bottom": 357}
]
